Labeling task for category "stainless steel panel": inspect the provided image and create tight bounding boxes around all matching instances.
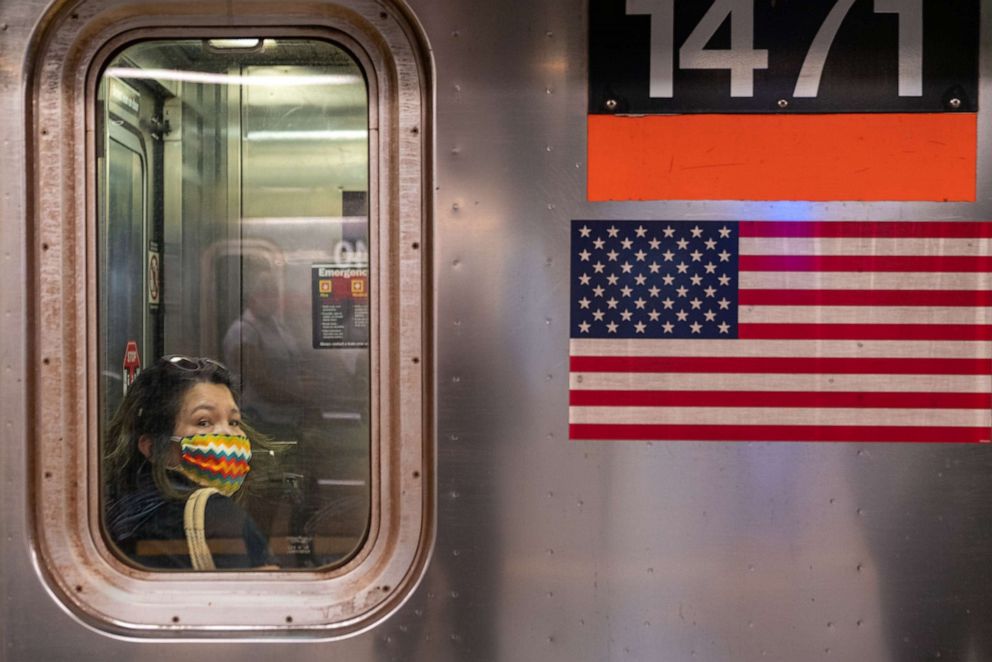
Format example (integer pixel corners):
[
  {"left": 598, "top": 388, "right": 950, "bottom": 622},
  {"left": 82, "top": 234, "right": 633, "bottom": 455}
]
[{"left": 4, "top": 0, "right": 992, "bottom": 660}]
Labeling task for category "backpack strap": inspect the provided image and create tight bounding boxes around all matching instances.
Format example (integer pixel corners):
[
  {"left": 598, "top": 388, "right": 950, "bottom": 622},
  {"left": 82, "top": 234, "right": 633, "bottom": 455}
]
[{"left": 183, "top": 487, "right": 220, "bottom": 570}]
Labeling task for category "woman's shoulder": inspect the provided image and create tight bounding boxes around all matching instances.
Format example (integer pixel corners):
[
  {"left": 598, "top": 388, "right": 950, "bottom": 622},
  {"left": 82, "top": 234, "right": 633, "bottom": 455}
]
[
  {"left": 202, "top": 492, "right": 251, "bottom": 526},
  {"left": 202, "top": 492, "right": 265, "bottom": 540},
  {"left": 202, "top": 492, "right": 273, "bottom": 568}
]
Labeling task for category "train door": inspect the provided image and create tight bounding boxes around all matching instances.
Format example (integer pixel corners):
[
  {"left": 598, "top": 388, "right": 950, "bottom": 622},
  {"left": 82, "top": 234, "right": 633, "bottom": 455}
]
[{"left": 98, "top": 75, "right": 162, "bottom": 423}]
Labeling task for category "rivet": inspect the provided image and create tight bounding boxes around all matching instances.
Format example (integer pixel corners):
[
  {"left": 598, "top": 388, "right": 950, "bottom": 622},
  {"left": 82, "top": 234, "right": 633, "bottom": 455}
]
[
  {"left": 777, "top": 99, "right": 789, "bottom": 109},
  {"left": 604, "top": 98, "right": 618, "bottom": 111},
  {"left": 948, "top": 98, "right": 962, "bottom": 109}
]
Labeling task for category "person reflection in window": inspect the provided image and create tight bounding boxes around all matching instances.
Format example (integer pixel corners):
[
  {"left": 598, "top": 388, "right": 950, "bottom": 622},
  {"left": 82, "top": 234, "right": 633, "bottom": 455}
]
[
  {"left": 223, "top": 271, "right": 304, "bottom": 442},
  {"left": 104, "top": 356, "right": 275, "bottom": 569}
]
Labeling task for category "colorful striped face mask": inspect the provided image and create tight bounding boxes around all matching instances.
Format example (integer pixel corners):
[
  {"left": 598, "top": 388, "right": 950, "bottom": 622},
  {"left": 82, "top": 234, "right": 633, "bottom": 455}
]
[{"left": 173, "top": 433, "right": 252, "bottom": 496}]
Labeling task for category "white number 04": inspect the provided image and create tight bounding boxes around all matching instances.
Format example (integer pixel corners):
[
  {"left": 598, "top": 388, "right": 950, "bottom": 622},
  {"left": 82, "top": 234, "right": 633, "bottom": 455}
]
[{"left": 626, "top": 0, "right": 923, "bottom": 99}]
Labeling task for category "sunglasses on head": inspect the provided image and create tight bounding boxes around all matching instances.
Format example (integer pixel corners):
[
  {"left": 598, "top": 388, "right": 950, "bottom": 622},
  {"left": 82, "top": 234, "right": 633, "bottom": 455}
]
[{"left": 162, "top": 355, "right": 228, "bottom": 372}]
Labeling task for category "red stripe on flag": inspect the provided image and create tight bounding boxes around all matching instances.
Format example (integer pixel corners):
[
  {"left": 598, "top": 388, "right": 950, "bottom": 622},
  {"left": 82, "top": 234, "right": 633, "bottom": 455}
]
[
  {"left": 570, "top": 390, "right": 992, "bottom": 409},
  {"left": 569, "top": 424, "right": 992, "bottom": 443},
  {"left": 739, "top": 255, "right": 992, "bottom": 272},
  {"left": 738, "top": 289, "right": 992, "bottom": 306},
  {"left": 569, "top": 355, "right": 992, "bottom": 375},
  {"left": 738, "top": 323, "right": 992, "bottom": 341},
  {"left": 739, "top": 221, "right": 992, "bottom": 239}
]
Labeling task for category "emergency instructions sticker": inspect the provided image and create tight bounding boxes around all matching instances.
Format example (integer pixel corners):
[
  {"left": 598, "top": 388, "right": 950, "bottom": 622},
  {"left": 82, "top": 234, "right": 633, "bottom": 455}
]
[{"left": 311, "top": 264, "right": 370, "bottom": 349}]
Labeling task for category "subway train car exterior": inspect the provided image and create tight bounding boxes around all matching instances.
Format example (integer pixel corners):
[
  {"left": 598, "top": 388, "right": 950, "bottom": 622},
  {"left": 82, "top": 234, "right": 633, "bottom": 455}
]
[{"left": 2, "top": 0, "right": 992, "bottom": 660}]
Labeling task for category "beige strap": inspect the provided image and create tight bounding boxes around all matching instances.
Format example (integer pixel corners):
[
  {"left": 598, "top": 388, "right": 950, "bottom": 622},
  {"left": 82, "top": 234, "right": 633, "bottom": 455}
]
[{"left": 183, "top": 487, "right": 220, "bottom": 570}]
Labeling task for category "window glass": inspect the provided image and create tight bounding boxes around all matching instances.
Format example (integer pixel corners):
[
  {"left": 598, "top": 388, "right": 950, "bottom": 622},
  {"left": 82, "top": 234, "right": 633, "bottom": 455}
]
[{"left": 97, "top": 39, "right": 370, "bottom": 571}]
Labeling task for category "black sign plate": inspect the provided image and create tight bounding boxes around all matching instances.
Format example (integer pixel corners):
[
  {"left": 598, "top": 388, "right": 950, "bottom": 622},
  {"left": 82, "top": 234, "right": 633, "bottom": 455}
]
[
  {"left": 589, "top": 0, "right": 979, "bottom": 114},
  {"left": 311, "top": 264, "right": 370, "bottom": 349}
]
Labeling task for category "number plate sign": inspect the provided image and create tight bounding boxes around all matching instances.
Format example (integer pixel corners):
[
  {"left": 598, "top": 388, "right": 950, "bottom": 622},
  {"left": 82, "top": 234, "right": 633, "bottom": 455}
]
[{"left": 589, "top": 0, "right": 979, "bottom": 114}]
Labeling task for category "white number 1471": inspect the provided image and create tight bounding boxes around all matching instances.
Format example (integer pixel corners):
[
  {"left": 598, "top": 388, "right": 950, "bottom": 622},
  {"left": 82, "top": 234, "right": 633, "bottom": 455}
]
[{"left": 626, "top": 0, "right": 922, "bottom": 98}]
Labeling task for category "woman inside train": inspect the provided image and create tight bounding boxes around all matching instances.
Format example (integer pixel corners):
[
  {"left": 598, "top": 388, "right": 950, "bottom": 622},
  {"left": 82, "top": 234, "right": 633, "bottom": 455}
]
[{"left": 104, "top": 355, "right": 276, "bottom": 569}]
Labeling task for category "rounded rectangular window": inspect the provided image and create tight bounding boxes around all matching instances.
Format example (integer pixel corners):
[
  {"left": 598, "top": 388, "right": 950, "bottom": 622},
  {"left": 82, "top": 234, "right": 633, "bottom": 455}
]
[{"left": 96, "top": 39, "right": 371, "bottom": 571}]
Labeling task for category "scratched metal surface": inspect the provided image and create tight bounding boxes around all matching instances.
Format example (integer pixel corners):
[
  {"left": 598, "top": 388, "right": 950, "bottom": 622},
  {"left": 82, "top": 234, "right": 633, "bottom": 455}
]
[{"left": 4, "top": 0, "right": 992, "bottom": 660}]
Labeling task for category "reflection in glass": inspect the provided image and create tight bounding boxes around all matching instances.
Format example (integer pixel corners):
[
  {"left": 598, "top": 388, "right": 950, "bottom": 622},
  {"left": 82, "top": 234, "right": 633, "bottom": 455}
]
[{"left": 97, "top": 39, "right": 371, "bottom": 570}]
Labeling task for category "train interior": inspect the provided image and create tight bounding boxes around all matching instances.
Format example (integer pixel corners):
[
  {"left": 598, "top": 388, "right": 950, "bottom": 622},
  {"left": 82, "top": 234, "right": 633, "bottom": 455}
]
[{"left": 97, "top": 38, "right": 372, "bottom": 568}]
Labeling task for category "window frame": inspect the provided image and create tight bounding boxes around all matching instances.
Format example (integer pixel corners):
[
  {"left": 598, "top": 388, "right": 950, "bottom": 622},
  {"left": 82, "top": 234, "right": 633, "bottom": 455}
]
[{"left": 29, "top": 1, "right": 432, "bottom": 636}]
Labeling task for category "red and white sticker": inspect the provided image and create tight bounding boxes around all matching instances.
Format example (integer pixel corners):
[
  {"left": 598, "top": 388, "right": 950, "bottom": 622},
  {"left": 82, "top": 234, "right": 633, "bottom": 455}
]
[{"left": 122, "top": 340, "right": 141, "bottom": 394}]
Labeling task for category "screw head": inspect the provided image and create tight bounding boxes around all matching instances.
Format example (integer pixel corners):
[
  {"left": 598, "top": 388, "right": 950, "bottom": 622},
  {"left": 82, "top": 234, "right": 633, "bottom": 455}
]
[
  {"left": 604, "top": 98, "right": 618, "bottom": 111},
  {"left": 777, "top": 98, "right": 789, "bottom": 109},
  {"left": 948, "top": 97, "right": 962, "bottom": 109}
]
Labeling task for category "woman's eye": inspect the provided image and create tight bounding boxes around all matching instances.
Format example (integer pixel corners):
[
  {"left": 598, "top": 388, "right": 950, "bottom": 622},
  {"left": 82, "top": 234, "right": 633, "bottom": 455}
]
[
  {"left": 197, "top": 419, "right": 211, "bottom": 427},
  {"left": 230, "top": 420, "right": 242, "bottom": 428}
]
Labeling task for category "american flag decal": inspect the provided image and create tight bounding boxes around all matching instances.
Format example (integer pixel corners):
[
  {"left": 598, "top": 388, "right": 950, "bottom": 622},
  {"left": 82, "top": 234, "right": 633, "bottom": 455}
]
[{"left": 569, "top": 220, "right": 992, "bottom": 443}]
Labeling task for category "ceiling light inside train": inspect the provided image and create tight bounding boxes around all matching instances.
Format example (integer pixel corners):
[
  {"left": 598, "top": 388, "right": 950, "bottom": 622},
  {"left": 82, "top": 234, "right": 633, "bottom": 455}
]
[
  {"left": 244, "top": 130, "right": 369, "bottom": 142},
  {"left": 104, "top": 67, "right": 361, "bottom": 87},
  {"left": 206, "top": 38, "right": 263, "bottom": 49}
]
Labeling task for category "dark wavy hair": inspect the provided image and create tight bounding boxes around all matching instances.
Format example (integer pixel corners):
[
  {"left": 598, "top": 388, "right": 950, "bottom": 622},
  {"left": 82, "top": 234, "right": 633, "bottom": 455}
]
[{"left": 104, "top": 356, "right": 257, "bottom": 501}]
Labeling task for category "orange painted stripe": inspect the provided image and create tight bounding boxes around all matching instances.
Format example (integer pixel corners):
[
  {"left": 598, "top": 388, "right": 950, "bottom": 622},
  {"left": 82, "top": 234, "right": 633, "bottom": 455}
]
[{"left": 587, "top": 113, "right": 976, "bottom": 202}]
